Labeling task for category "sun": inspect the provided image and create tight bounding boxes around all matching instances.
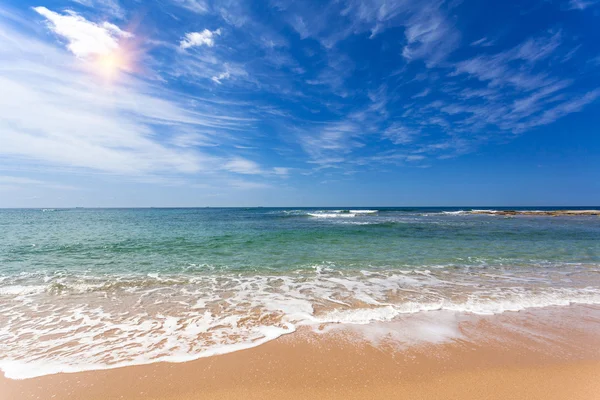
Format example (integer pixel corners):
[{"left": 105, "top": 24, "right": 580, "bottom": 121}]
[{"left": 92, "top": 49, "right": 133, "bottom": 80}]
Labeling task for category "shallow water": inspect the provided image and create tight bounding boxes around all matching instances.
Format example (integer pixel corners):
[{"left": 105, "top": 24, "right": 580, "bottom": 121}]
[{"left": 1, "top": 207, "right": 599, "bottom": 378}]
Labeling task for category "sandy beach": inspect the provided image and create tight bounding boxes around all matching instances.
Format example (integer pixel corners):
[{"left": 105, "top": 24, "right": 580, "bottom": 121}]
[
  {"left": 3, "top": 305, "right": 600, "bottom": 400},
  {"left": 2, "top": 0, "right": 600, "bottom": 394}
]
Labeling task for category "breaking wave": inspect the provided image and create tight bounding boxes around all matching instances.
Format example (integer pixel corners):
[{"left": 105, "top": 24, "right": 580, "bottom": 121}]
[{"left": 1, "top": 264, "right": 599, "bottom": 379}]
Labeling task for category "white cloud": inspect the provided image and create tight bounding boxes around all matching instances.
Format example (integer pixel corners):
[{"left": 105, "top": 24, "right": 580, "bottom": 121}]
[
  {"left": 224, "top": 157, "right": 263, "bottom": 174},
  {"left": 0, "top": 18, "right": 258, "bottom": 177},
  {"left": 7, "top": 1, "right": 598, "bottom": 184},
  {"left": 34, "top": 7, "right": 131, "bottom": 58},
  {"left": 180, "top": 29, "right": 221, "bottom": 49},
  {"left": 211, "top": 70, "right": 230, "bottom": 84},
  {"left": 209, "top": 63, "right": 247, "bottom": 84}
]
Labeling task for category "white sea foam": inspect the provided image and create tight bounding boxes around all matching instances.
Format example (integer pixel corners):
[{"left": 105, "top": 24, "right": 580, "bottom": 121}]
[
  {"left": 1, "top": 266, "right": 600, "bottom": 379},
  {"left": 327, "top": 311, "right": 464, "bottom": 347},
  {"left": 0, "top": 285, "right": 47, "bottom": 296},
  {"left": 307, "top": 209, "right": 377, "bottom": 218},
  {"left": 307, "top": 212, "right": 356, "bottom": 218},
  {"left": 441, "top": 210, "right": 467, "bottom": 215},
  {"left": 471, "top": 209, "right": 501, "bottom": 214}
]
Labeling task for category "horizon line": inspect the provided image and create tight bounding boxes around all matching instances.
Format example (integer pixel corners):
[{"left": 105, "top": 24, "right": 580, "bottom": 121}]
[{"left": 1, "top": 206, "right": 600, "bottom": 210}]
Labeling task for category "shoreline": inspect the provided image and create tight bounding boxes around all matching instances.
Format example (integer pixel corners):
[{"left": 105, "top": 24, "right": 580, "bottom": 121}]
[
  {"left": 2, "top": 305, "right": 600, "bottom": 400},
  {"left": 469, "top": 209, "right": 600, "bottom": 216}
]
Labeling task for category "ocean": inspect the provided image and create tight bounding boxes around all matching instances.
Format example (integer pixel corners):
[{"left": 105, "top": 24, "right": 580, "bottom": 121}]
[{"left": 1, "top": 207, "right": 599, "bottom": 379}]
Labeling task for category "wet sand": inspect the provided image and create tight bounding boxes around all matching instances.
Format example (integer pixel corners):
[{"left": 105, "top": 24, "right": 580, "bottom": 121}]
[{"left": 2, "top": 305, "right": 600, "bottom": 400}]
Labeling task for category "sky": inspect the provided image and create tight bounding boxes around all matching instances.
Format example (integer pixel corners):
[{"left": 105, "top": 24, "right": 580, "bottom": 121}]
[{"left": 0, "top": 0, "right": 599, "bottom": 207}]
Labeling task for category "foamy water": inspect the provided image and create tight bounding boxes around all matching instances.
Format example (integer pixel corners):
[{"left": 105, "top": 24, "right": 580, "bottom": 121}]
[
  {"left": 2, "top": 265, "right": 600, "bottom": 379},
  {"left": 1, "top": 207, "right": 599, "bottom": 379}
]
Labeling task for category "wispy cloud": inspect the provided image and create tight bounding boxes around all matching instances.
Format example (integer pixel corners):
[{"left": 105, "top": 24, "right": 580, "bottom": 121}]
[
  {"left": 223, "top": 157, "right": 291, "bottom": 177},
  {"left": 305, "top": 51, "right": 355, "bottom": 97},
  {"left": 2, "top": 0, "right": 599, "bottom": 200},
  {"left": 70, "top": 0, "right": 125, "bottom": 19},
  {"left": 512, "top": 89, "right": 600, "bottom": 131},
  {"left": 172, "top": 0, "right": 209, "bottom": 14},
  {"left": 412, "top": 88, "right": 430, "bottom": 98},
  {"left": 384, "top": 123, "right": 419, "bottom": 145},
  {"left": 401, "top": 1, "right": 460, "bottom": 66},
  {"left": 291, "top": 23, "right": 597, "bottom": 170},
  {"left": 442, "top": 30, "right": 598, "bottom": 135},
  {"left": 211, "top": 70, "right": 230, "bottom": 84},
  {"left": 470, "top": 37, "right": 495, "bottom": 47},
  {"left": 298, "top": 120, "right": 364, "bottom": 167},
  {"left": 225, "top": 179, "right": 271, "bottom": 189},
  {"left": 272, "top": 167, "right": 290, "bottom": 176},
  {"left": 275, "top": 0, "right": 460, "bottom": 66},
  {"left": 453, "top": 31, "right": 563, "bottom": 90},
  {"left": 223, "top": 157, "right": 263, "bottom": 174},
  {"left": 567, "top": 0, "right": 600, "bottom": 10},
  {"left": 0, "top": 176, "right": 78, "bottom": 190},
  {"left": 0, "top": 12, "right": 265, "bottom": 180}
]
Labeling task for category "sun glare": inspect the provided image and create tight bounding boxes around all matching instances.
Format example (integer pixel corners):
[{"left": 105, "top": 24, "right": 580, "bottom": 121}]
[{"left": 94, "top": 50, "right": 131, "bottom": 80}]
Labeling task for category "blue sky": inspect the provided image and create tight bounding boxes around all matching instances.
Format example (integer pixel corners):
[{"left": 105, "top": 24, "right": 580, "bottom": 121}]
[{"left": 0, "top": 0, "right": 599, "bottom": 207}]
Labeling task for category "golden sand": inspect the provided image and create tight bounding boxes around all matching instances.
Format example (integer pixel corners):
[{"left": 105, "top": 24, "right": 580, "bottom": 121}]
[{"left": 2, "top": 305, "right": 600, "bottom": 400}]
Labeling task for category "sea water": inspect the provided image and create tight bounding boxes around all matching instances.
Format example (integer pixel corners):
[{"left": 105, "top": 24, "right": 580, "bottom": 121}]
[{"left": 1, "top": 207, "right": 599, "bottom": 378}]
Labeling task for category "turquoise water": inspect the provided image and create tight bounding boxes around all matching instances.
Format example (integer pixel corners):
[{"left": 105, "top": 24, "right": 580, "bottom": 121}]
[
  {"left": 1, "top": 207, "right": 600, "bottom": 378},
  {"left": 2, "top": 207, "right": 599, "bottom": 273}
]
